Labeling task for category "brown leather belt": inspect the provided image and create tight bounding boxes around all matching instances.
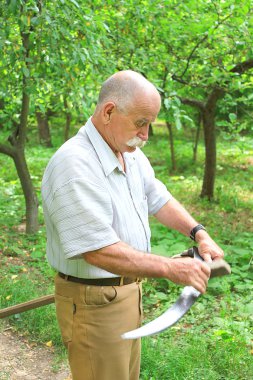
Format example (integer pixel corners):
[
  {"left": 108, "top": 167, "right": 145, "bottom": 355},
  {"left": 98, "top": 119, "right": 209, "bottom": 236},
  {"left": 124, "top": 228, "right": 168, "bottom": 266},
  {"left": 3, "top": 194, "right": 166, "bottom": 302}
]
[{"left": 58, "top": 272, "right": 141, "bottom": 286}]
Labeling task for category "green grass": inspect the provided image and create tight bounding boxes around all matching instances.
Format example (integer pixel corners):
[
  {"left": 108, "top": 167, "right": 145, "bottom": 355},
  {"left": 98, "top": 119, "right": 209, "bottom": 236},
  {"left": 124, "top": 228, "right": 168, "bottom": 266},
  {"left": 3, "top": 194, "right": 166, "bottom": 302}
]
[
  {"left": 141, "top": 332, "right": 252, "bottom": 380},
  {"left": 0, "top": 123, "right": 253, "bottom": 378}
]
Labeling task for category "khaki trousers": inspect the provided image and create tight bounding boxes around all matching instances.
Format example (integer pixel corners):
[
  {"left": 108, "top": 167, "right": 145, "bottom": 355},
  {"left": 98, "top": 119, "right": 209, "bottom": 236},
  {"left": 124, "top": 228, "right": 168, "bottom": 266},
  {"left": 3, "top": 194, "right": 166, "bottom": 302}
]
[{"left": 54, "top": 274, "right": 142, "bottom": 380}]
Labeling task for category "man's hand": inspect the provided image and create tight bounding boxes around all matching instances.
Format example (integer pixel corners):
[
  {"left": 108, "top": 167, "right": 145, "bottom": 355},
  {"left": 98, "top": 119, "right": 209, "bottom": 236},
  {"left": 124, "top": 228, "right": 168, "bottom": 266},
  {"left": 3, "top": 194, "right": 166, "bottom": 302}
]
[
  {"left": 166, "top": 257, "right": 211, "bottom": 294},
  {"left": 195, "top": 230, "right": 224, "bottom": 263},
  {"left": 154, "top": 199, "right": 224, "bottom": 264}
]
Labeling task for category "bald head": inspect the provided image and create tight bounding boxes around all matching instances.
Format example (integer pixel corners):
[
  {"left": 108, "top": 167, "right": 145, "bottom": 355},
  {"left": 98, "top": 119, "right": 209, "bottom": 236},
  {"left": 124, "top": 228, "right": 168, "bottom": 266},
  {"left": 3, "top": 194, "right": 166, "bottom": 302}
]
[{"left": 96, "top": 70, "right": 160, "bottom": 114}]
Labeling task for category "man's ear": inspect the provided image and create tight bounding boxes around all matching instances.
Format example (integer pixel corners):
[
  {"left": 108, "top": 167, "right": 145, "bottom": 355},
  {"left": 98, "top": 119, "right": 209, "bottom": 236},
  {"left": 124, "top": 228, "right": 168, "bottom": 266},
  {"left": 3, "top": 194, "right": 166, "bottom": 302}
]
[{"left": 103, "top": 102, "right": 116, "bottom": 124}]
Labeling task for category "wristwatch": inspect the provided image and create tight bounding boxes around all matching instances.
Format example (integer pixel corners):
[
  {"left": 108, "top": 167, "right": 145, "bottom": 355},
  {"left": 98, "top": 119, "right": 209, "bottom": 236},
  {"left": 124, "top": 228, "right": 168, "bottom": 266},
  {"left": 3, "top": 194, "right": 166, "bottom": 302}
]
[{"left": 190, "top": 224, "right": 206, "bottom": 241}]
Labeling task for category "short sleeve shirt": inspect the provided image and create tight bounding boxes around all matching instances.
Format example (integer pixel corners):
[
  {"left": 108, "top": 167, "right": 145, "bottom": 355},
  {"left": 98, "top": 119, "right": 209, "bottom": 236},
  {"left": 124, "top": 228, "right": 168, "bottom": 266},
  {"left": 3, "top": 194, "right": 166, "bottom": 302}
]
[{"left": 41, "top": 118, "right": 172, "bottom": 278}]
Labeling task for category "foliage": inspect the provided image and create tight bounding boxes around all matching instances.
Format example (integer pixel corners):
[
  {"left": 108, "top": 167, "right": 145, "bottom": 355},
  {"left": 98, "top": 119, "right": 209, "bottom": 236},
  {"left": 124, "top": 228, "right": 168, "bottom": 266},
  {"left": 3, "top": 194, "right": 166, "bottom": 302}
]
[
  {"left": 1, "top": 0, "right": 253, "bottom": 134},
  {"left": 141, "top": 332, "right": 252, "bottom": 380},
  {"left": 1, "top": 0, "right": 253, "bottom": 229},
  {"left": 0, "top": 0, "right": 111, "bottom": 130}
]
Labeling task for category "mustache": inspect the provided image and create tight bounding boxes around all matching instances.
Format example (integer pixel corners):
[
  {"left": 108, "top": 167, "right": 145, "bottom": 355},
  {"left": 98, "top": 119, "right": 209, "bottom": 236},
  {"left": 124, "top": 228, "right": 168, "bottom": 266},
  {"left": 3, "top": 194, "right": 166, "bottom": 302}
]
[{"left": 126, "top": 136, "right": 147, "bottom": 148}]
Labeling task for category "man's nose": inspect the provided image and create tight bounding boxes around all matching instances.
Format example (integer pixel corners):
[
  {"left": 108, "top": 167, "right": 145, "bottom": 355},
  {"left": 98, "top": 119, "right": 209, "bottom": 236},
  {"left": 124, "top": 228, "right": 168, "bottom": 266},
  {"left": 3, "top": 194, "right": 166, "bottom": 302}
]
[{"left": 137, "top": 125, "right": 149, "bottom": 141}]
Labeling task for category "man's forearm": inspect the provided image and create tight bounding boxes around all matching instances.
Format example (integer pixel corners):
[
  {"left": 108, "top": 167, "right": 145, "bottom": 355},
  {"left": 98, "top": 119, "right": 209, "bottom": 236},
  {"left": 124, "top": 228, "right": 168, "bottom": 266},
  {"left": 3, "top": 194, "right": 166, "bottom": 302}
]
[
  {"left": 154, "top": 198, "right": 199, "bottom": 237},
  {"left": 155, "top": 198, "right": 224, "bottom": 261},
  {"left": 83, "top": 241, "right": 210, "bottom": 293},
  {"left": 84, "top": 241, "right": 169, "bottom": 279}
]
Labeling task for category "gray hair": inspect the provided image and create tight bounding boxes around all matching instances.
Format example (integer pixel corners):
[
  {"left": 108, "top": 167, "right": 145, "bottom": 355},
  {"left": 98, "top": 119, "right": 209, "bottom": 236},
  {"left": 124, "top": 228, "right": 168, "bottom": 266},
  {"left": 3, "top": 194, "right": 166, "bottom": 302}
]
[{"left": 97, "top": 70, "right": 158, "bottom": 114}]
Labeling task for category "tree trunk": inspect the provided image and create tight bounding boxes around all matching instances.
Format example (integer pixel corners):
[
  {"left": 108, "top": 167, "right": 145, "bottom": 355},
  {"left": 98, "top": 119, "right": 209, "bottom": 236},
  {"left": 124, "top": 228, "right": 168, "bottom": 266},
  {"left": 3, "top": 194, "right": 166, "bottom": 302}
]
[
  {"left": 36, "top": 111, "right": 52, "bottom": 147},
  {"left": 64, "top": 110, "right": 72, "bottom": 142},
  {"left": 64, "top": 97, "right": 72, "bottom": 141},
  {"left": 0, "top": 99, "right": 4, "bottom": 129},
  {"left": 193, "top": 113, "right": 202, "bottom": 162},
  {"left": 200, "top": 88, "right": 224, "bottom": 199},
  {"left": 166, "top": 121, "right": 176, "bottom": 172},
  {"left": 180, "top": 91, "right": 222, "bottom": 199},
  {"left": 201, "top": 107, "right": 216, "bottom": 199},
  {"left": 0, "top": 28, "right": 39, "bottom": 234},
  {"left": 13, "top": 148, "right": 39, "bottom": 233}
]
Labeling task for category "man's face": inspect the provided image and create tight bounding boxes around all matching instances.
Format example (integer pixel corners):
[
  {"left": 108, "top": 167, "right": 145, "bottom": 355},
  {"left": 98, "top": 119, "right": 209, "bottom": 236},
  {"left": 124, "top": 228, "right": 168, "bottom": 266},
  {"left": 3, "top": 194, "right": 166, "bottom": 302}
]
[{"left": 106, "top": 93, "right": 161, "bottom": 154}]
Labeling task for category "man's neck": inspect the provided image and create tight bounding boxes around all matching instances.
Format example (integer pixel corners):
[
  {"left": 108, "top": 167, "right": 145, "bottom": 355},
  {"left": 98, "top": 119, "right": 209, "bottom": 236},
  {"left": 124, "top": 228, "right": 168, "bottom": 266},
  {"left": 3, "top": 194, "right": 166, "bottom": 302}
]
[
  {"left": 91, "top": 115, "right": 125, "bottom": 172},
  {"left": 115, "top": 151, "right": 125, "bottom": 172}
]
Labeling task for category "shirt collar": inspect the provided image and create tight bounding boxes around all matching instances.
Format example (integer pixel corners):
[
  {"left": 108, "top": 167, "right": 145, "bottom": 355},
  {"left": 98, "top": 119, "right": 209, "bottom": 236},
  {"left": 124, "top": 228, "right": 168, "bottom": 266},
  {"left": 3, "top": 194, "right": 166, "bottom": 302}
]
[{"left": 82, "top": 117, "right": 123, "bottom": 176}]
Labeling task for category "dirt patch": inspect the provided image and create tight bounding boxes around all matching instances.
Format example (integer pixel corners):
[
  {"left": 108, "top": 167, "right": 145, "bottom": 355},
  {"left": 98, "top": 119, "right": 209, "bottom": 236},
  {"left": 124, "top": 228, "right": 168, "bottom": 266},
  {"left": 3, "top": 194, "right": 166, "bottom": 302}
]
[{"left": 0, "top": 328, "right": 71, "bottom": 380}]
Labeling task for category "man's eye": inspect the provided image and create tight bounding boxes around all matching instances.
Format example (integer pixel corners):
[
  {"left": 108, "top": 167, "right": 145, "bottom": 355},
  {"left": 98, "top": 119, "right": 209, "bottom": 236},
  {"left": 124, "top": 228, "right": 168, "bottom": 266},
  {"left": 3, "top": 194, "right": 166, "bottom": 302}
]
[{"left": 135, "top": 122, "right": 147, "bottom": 128}]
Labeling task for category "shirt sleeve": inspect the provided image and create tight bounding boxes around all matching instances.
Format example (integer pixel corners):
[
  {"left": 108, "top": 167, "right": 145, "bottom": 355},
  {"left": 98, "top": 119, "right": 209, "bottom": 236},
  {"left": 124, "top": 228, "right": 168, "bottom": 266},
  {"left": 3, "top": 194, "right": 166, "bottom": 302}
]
[{"left": 48, "top": 178, "right": 120, "bottom": 259}]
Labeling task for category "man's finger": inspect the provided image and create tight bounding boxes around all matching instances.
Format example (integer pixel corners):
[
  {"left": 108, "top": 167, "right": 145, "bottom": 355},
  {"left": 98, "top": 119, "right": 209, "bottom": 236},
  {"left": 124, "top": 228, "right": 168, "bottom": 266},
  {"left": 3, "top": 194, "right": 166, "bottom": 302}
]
[
  {"left": 212, "top": 253, "right": 224, "bottom": 261},
  {"left": 194, "top": 277, "right": 208, "bottom": 294},
  {"left": 200, "top": 253, "right": 212, "bottom": 263}
]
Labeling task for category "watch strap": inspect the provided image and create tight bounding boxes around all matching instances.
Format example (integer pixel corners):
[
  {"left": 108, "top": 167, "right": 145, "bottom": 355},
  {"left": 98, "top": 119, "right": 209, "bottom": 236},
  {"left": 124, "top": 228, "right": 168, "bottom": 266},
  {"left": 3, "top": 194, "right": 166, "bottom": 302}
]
[{"left": 190, "top": 224, "right": 206, "bottom": 241}]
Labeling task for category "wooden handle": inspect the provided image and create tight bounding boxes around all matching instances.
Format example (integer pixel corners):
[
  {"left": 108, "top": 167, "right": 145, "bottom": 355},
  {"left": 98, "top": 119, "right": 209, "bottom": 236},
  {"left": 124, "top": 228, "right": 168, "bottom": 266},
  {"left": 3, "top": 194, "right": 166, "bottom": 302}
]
[
  {"left": 173, "top": 247, "right": 231, "bottom": 279},
  {"left": 209, "top": 259, "right": 231, "bottom": 278},
  {"left": 0, "top": 294, "right": 55, "bottom": 319}
]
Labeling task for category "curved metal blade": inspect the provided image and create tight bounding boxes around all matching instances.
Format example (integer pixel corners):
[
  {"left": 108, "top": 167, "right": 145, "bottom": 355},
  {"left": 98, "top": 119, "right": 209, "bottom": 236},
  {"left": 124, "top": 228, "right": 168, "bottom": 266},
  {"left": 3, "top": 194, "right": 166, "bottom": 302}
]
[
  {"left": 121, "top": 247, "right": 231, "bottom": 340},
  {"left": 121, "top": 286, "right": 200, "bottom": 340}
]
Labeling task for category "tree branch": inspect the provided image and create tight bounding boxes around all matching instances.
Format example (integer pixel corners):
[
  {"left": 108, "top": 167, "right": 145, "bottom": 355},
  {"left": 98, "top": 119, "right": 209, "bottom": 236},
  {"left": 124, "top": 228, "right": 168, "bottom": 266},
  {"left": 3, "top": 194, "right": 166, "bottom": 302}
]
[
  {"left": 171, "top": 74, "right": 189, "bottom": 85},
  {"left": 178, "top": 59, "right": 253, "bottom": 113},
  {"left": 206, "top": 87, "right": 225, "bottom": 108},
  {"left": 0, "top": 143, "right": 15, "bottom": 158},
  {"left": 18, "top": 31, "right": 30, "bottom": 148},
  {"left": 179, "top": 97, "right": 205, "bottom": 111},
  {"left": 176, "top": 12, "right": 233, "bottom": 80},
  {"left": 179, "top": 34, "right": 209, "bottom": 79},
  {"left": 230, "top": 59, "right": 253, "bottom": 74}
]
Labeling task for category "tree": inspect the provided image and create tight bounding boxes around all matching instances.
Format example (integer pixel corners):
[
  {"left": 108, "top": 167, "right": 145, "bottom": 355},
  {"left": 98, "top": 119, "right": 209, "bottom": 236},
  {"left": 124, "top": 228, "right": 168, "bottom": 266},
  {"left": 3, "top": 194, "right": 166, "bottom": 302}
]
[
  {"left": 0, "top": 1, "right": 40, "bottom": 233},
  {"left": 0, "top": 0, "right": 111, "bottom": 232},
  {"left": 108, "top": 0, "right": 253, "bottom": 198}
]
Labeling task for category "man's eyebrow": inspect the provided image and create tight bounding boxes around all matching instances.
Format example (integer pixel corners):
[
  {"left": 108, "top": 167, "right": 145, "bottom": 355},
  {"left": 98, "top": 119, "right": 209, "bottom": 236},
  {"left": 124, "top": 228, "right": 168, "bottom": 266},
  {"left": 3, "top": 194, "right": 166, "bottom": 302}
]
[{"left": 135, "top": 118, "right": 149, "bottom": 126}]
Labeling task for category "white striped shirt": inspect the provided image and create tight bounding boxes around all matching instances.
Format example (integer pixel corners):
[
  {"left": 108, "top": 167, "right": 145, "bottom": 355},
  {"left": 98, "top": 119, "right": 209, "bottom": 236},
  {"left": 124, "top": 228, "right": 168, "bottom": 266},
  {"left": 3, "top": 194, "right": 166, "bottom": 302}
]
[{"left": 41, "top": 118, "right": 172, "bottom": 278}]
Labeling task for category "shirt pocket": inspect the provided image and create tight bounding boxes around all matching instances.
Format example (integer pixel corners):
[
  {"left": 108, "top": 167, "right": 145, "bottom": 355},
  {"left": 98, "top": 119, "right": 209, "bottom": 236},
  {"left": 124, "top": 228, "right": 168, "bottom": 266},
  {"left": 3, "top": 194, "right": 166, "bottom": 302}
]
[{"left": 55, "top": 293, "right": 75, "bottom": 347}]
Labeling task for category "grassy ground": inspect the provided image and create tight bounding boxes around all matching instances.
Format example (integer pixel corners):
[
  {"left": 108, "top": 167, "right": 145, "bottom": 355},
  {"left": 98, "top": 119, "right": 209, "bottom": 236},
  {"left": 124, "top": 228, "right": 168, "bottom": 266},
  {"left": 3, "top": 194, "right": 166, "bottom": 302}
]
[{"left": 0, "top": 124, "right": 252, "bottom": 379}]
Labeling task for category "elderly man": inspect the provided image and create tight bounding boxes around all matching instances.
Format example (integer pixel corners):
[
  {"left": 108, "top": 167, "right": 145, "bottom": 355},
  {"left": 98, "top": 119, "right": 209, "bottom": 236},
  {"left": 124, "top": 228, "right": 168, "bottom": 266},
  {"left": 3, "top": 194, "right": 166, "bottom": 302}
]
[{"left": 41, "top": 70, "right": 223, "bottom": 380}]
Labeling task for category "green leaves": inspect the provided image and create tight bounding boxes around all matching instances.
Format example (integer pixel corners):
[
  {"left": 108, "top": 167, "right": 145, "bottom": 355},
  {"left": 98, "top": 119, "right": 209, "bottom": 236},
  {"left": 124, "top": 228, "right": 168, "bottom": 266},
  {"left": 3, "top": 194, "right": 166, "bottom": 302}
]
[
  {"left": 22, "top": 66, "right": 30, "bottom": 78},
  {"left": 69, "top": 0, "right": 80, "bottom": 8}
]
